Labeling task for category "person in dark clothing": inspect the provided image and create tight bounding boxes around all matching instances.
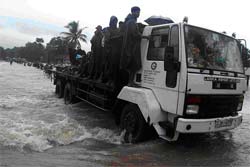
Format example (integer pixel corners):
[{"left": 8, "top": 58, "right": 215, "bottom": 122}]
[
  {"left": 85, "top": 51, "right": 93, "bottom": 77},
  {"left": 102, "top": 16, "right": 122, "bottom": 86},
  {"left": 68, "top": 47, "right": 86, "bottom": 67},
  {"left": 68, "top": 48, "right": 77, "bottom": 66},
  {"left": 120, "top": 6, "right": 142, "bottom": 86},
  {"left": 118, "top": 21, "right": 125, "bottom": 33},
  {"left": 89, "top": 25, "right": 103, "bottom": 80},
  {"left": 77, "top": 48, "right": 86, "bottom": 57},
  {"left": 77, "top": 48, "right": 88, "bottom": 77},
  {"left": 100, "top": 27, "right": 109, "bottom": 82}
]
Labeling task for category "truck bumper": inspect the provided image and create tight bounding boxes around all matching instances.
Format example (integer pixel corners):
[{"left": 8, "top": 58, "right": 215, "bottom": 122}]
[{"left": 176, "top": 114, "right": 242, "bottom": 133}]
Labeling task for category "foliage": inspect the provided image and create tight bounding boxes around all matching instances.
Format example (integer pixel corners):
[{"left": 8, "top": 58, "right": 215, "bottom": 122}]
[
  {"left": 46, "top": 36, "right": 68, "bottom": 63},
  {"left": 0, "top": 36, "right": 69, "bottom": 63},
  {"left": 36, "top": 38, "right": 44, "bottom": 43},
  {"left": 0, "top": 21, "right": 88, "bottom": 63},
  {"left": 0, "top": 47, "right": 5, "bottom": 60},
  {"left": 24, "top": 41, "right": 45, "bottom": 62},
  {"left": 61, "top": 21, "right": 87, "bottom": 49},
  {"left": 0, "top": 39, "right": 46, "bottom": 62}
]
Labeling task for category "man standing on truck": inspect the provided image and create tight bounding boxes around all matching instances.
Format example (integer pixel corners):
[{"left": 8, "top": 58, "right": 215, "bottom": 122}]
[
  {"left": 77, "top": 48, "right": 87, "bottom": 77},
  {"left": 120, "top": 6, "right": 142, "bottom": 86},
  {"left": 103, "top": 16, "right": 122, "bottom": 86},
  {"left": 89, "top": 25, "right": 103, "bottom": 80}
]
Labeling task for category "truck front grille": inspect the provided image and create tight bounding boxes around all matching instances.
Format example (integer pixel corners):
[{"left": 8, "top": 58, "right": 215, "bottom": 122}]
[{"left": 185, "top": 95, "right": 240, "bottom": 119}]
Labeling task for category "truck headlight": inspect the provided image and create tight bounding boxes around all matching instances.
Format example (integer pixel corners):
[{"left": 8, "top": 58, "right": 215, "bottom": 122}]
[
  {"left": 237, "top": 102, "right": 243, "bottom": 111},
  {"left": 186, "top": 105, "right": 199, "bottom": 114},
  {"left": 237, "top": 96, "right": 244, "bottom": 111}
]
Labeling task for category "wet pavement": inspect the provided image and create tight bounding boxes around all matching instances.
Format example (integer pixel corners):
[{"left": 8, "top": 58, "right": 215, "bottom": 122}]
[{"left": 0, "top": 61, "right": 250, "bottom": 167}]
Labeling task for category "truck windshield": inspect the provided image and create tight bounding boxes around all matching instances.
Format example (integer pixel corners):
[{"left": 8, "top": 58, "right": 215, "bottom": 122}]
[{"left": 185, "top": 25, "right": 243, "bottom": 73}]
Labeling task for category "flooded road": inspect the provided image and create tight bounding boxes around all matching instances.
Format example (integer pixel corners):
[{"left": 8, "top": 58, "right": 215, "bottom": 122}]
[{"left": 0, "top": 61, "right": 250, "bottom": 167}]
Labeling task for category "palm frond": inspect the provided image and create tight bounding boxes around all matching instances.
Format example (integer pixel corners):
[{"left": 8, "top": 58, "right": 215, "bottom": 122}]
[
  {"left": 69, "top": 21, "right": 79, "bottom": 34},
  {"left": 76, "top": 40, "right": 81, "bottom": 48},
  {"left": 77, "top": 29, "right": 83, "bottom": 36},
  {"left": 79, "top": 34, "right": 87, "bottom": 38},
  {"left": 61, "top": 21, "right": 88, "bottom": 47},
  {"left": 60, "top": 32, "right": 73, "bottom": 36},
  {"left": 79, "top": 37, "right": 87, "bottom": 43},
  {"left": 62, "top": 36, "right": 73, "bottom": 41}
]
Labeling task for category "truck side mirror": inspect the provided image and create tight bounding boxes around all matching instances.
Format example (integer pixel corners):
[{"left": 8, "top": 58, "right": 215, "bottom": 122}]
[{"left": 164, "top": 46, "right": 180, "bottom": 72}]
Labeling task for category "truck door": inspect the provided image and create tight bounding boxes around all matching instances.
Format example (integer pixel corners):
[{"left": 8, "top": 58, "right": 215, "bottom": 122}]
[{"left": 142, "top": 25, "right": 181, "bottom": 114}]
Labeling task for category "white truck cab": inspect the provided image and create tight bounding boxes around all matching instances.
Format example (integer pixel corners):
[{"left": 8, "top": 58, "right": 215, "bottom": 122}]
[{"left": 118, "top": 23, "right": 246, "bottom": 142}]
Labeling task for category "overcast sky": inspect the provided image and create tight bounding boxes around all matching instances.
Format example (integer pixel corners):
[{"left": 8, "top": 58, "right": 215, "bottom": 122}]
[{"left": 0, "top": 0, "right": 249, "bottom": 51}]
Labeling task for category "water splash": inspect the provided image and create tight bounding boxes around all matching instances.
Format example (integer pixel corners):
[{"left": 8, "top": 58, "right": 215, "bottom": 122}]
[{"left": 0, "top": 62, "right": 122, "bottom": 152}]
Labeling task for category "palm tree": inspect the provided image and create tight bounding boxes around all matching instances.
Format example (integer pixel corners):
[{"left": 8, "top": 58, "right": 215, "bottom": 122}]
[{"left": 61, "top": 21, "right": 87, "bottom": 49}]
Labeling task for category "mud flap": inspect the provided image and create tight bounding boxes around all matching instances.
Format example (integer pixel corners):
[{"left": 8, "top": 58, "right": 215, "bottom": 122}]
[{"left": 153, "top": 123, "right": 179, "bottom": 141}]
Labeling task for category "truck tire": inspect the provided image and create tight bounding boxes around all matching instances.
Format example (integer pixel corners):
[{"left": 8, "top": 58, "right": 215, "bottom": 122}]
[
  {"left": 120, "top": 103, "right": 148, "bottom": 143},
  {"left": 64, "top": 83, "right": 73, "bottom": 104},
  {"left": 55, "top": 80, "right": 63, "bottom": 98}
]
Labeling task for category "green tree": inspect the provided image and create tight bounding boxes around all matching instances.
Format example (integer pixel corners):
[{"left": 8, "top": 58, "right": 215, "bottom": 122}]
[
  {"left": 46, "top": 36, "right": 67, "bottom": 63},
  {"left": 24, "top": 41, "right": 46, "bottom": 62},
  {"left": 0, "top": 38, "right": 46, "bottom": 62},
  {"left": 4, "top": 48, "right": 15, "bottom": 59},
  {"left": 36, "top": 38, "right": 44, "bottom": 43},
  {"left": 61, "top": 21, "right": 87, "bottom": 49},
  {"left": 0, "top": 47, "right": 5, "bottom": 60}
]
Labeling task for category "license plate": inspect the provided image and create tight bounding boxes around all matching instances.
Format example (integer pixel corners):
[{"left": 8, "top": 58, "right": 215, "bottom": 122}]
[{"left": 215, "top": 119, "right": 233, "bottom": 129}]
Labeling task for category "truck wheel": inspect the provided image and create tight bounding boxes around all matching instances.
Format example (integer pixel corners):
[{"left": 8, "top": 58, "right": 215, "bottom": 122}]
[
  {"left": 64, "top": 83, "right": 72, "bottom": 104},
  {"left": 120, "top": 104, "right": 147, "bottom": 143},
  {"left": 55, "top": 80, "right": 63, "bottom": 98}
]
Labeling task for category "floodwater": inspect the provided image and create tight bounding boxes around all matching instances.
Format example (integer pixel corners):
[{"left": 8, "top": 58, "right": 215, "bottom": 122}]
[{"left": 0, "top": 61, "right": 250, "bottom": 167}]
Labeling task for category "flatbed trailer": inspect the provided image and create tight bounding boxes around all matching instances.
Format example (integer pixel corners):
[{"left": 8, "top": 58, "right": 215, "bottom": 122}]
[{"left": 53, "top": 70, "right": 117, "bottom": 111}]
